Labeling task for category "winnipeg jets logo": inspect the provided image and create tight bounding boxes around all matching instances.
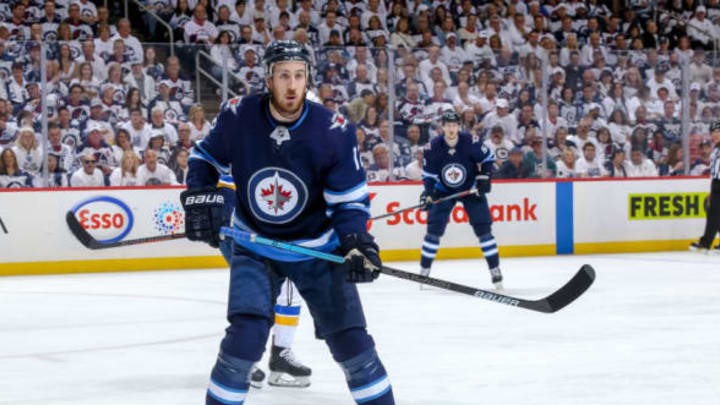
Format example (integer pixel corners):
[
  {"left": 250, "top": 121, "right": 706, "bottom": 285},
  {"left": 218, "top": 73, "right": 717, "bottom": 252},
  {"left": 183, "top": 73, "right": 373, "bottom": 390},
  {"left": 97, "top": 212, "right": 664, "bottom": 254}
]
[
  {"left": 260, "top": 173, "right": 292, "bottom": 213},
  {"left": 270, "top": 126, "right": 291, "bottom": 146},
  {"left": 441, "top": 163, "right": 466, "bottom": 188},
  {"left": 329, "top": 112, "right": 347, "bottom": 131},
  {"left": 248, "top": 167, "right": 308, "bottom": 224}
]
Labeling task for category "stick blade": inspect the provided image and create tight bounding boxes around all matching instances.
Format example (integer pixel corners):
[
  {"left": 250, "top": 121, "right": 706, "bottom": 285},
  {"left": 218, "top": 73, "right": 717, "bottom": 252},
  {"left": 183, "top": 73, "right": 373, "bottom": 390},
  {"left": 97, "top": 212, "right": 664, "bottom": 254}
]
[
  {"left": 65, "top": 210, "right": 98, "bottom": 249},
  {"left": 537, "top": 264, "right": 596, "bottom": 313}
]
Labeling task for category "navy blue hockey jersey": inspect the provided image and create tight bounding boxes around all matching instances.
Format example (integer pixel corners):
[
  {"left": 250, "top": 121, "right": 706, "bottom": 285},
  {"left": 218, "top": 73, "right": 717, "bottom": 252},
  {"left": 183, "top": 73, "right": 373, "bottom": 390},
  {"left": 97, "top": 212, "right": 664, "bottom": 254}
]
[
  {"left": 422, "top": 132, "right": 495, "bottom": 195},
  {"left": 188, "top": 94, "right": 370, "bottom": 261}
]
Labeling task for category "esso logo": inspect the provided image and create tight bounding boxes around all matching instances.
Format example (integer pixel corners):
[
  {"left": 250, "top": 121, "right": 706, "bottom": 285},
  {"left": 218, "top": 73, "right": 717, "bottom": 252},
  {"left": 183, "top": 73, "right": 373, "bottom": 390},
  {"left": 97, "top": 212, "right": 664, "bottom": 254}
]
[{"left": 71, "top": 196, "right": 134, "bottom": 243}]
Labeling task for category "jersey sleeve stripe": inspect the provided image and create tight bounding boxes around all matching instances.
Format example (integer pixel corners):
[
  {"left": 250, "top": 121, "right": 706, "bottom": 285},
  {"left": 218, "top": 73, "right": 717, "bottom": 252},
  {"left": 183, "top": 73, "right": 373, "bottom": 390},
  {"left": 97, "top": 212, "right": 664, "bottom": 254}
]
[
  {"left": 323, "top": 181, "right": 369, "bottom": 205},
  {"left": 421, "top": 169, "right": 439, "bottom": 180},
  {"left": 326, "top": 202, "right": 371, "bottom": 217},
  {"left": 189, "top": 142, "right": 230, "bottom": 175}
]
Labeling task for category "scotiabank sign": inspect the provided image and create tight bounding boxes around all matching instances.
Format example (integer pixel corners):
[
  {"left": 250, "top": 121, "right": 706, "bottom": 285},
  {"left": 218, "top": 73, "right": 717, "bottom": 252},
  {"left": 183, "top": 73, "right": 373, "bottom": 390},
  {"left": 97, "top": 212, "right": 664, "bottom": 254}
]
[
  {"left": 71, "top": 196, "right": 134, "bottom": 243},
  {"left": 369, "top": 197, "right": 539, "bottom": 229},
  {"left": 368, "top": 183, "right": 554, "bottom": 250}
]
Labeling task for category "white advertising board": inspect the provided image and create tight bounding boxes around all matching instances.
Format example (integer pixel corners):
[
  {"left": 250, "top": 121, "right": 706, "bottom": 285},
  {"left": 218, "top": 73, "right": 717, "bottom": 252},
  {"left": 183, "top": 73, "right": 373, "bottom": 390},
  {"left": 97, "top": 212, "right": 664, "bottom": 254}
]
[{"left": 573, "top": 178, "right": 710, "bottom": 244}]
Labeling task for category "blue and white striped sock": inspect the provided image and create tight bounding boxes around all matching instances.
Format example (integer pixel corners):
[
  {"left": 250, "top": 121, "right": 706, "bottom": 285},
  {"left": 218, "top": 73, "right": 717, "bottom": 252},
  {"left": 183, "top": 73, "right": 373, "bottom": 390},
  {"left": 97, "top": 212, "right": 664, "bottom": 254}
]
[
  {"left": 341, "top": 348, "right": 394, "bottom": 404},
  {"left": 479, "top": 235, "right": 499, "bottom": 269},
  {"left": 420, "top": 234, "right": 440, "bottom": 269},
  {"left": 206, "top": 351, "right": 252, "bottom": 405}
]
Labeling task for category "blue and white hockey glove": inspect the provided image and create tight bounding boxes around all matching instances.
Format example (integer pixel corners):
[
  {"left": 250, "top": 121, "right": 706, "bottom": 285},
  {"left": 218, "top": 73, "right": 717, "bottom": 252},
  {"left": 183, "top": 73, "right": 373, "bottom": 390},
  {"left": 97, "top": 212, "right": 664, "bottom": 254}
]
[
  {"left": 475, "top": 174, "right": 491, "bottom": 194},
  {"left": 180, "top": 187, "right": 225, "bottom": 248},
  {"left": 340, "top": 233, "right": 381, "bottom": 283},
  {"left": 419, "top": 189, "right": 435, "bottom": 211}
]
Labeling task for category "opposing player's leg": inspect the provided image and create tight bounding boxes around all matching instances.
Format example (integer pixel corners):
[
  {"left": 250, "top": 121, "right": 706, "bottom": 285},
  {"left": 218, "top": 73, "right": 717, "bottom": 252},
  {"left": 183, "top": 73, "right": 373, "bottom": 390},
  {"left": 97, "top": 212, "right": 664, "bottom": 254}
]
[
  {"left": 206, "top": 245, "right": 279, "bottom": 405},
  {"left": 463, "top": 194, "right": 503, "bottom": 289},
  {"left": 420, "top": 200, "right": 455, "bottom": 282},
  {"left": 268, "top": 280, "right": 311, "bottom": 388},
  {"left": 283, "top": 258, "right": 394, "bottom": 404}
]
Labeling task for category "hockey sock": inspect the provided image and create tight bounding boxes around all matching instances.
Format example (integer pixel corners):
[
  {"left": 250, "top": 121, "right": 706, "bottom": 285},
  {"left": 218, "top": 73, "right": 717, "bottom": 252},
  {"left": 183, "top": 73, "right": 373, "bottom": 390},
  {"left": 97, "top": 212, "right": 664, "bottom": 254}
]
[
  {"left": 273, "top": 304, "right": 300, "bottom": 348},
  {"left": 420, "top": 234, "right": 440, "bottom": 269},
  {"left": 327, "top": 328, "right": 394, "bottom": 405},
  {"left": 207, "top": 315, "right": 270, "bottom": 405},
  {"left": 479, "top": 234, "right": 500, "bottom": 269}
]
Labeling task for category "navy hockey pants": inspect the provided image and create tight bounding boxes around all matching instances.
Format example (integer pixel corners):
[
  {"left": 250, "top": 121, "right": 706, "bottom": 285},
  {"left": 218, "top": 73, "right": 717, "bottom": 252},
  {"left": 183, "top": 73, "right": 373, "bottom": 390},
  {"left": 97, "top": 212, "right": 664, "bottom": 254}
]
[{"left": 206, "top": 242, "right": 394, "bottom": 405}]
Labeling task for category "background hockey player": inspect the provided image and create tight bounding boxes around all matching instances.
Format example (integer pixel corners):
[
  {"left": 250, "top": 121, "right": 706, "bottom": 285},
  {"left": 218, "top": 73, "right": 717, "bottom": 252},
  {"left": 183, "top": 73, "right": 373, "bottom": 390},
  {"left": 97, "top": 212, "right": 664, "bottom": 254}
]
[
  {"left": 420, "top": 111, "right": 503, "bottom": 289},
  {"left": 181, "top": 40, "right": 394, "bottom": 405},
  {"left": 690, "top": 120, "right": 720, "bottom": 253},
  {"left": 216, "top": 175, "right": 311, "bottom": 388}
]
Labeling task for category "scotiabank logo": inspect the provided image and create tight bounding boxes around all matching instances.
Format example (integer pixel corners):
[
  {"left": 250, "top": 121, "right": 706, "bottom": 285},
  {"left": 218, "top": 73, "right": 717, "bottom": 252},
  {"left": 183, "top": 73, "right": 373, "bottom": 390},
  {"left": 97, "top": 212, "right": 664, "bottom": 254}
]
[
  {"left": 368, "top": 194, "right": 538, "bottom": 230},
  {"left": 71, "top": 196, "right": 134, "bottom": 243}
]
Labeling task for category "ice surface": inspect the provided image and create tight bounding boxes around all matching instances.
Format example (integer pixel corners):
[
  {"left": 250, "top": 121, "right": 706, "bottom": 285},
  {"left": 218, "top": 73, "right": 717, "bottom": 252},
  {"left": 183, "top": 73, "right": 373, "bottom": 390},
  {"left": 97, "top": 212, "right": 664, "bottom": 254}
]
[{"left": 1, "top": 252, "right": 719, "bottom": 405}]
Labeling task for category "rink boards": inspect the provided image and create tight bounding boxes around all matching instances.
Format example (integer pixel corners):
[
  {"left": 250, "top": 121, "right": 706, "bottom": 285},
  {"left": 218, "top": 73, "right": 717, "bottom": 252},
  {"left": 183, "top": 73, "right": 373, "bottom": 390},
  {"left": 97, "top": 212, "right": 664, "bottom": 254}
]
[{"left": 0, "top": 177, "right": 711, "bottom": 275}]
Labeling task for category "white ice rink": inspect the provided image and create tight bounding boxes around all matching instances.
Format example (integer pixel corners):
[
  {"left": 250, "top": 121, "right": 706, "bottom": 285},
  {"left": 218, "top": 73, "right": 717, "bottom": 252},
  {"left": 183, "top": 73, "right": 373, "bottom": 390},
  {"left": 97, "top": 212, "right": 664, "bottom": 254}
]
[{"left": 1, "top": 252, "right": 719, "bottom": 405}]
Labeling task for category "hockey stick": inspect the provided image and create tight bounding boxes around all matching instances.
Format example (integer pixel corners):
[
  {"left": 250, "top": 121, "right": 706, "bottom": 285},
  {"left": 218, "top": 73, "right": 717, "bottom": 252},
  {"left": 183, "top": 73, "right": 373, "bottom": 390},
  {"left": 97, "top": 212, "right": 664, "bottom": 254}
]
[
  {"left": 65, "top": 211, "right": 186, "bottom": 249},
  {"left": 370, "top": 188, "right": 478, "bottom": 221},
  {"left": 219, "top": 227, "right": 596, "bottom": 313}
]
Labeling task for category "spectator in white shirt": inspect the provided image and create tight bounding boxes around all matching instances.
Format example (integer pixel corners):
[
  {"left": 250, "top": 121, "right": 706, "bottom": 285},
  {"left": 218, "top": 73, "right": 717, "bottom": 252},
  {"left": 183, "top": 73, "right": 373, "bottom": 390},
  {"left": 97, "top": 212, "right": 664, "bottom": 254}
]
[
  {"left": 12, "top": 127, "right": 43, "bottom": 174},
  {"left": 575, "top": 142, "right": 608, "bottom": 177},
  {"left": 137, "top": 149, "right": 178, "bottom": 185},
  {"left": 688, "top": 6, "right": 718, "bottom": 50},
  {"left": 70, "top": 152, "right": 105, "bottom": 187},
  {"left": 187, "top": 104, "right": 211, "bottom": 141},
  {"left": 556, "top": 148, "right": 579, "bottom": 178},
  {"left": 109, "top": 150, "right": 141, "bottom": 186},
  {"left": 625, "top": 147, "right": 659, "bottom": 177},
  {"left": 484, "top": 125, "right": 515, "bottom": 168},
  {"left": 183, "top": 4, "right": 218, "bottom": 45}
]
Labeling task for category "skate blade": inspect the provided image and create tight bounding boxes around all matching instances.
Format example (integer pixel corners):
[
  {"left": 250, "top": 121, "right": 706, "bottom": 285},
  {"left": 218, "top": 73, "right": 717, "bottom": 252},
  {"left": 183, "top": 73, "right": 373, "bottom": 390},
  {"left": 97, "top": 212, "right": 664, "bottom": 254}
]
[
  {"left": 689, "top": 245, "right": 708, "bottom": 252},
  {"left": 268, "top": 372, "right": 310, "bottom": 388},
  {"left": 250, "top": 380, "right": 264, "bottom": 389},
  {"left": 493, "top": 281, "right": 504, "bottom": 290}
]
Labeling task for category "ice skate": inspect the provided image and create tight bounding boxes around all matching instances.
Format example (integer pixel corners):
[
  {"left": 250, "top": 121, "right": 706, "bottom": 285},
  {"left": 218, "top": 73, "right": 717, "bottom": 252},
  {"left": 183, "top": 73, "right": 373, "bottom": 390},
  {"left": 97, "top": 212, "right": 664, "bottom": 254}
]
[
  {"left": 689, "top": 241, "right": 710, "bottom": 253},
  {"left": 268, "top": 345, "right": 311, "bottom": 388},
  {"left": 489, "top": 267, "right": 503, "bottom": 290},
  {"left": 249, "top": 366, "right": 265, "bottom": 389},
  {"left": 419, "top": 267, "right": 431, "bottom": 290}
]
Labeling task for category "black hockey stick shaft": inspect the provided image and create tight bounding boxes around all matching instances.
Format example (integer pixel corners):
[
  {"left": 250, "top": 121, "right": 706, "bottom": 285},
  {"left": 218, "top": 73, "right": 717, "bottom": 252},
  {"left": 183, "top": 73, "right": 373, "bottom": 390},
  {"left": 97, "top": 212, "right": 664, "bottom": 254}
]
[
  {"left": 381, "top": 264, "right": 595, "bottom": 313},
  {"left": 370, "top": 188, "right": 478, "bottom": 221},
  {"left": 221, "top": 227, "right": 596, "bottom": 313},
  {"left": 65, "top": 211, "right": 186, "bottom": 249}
]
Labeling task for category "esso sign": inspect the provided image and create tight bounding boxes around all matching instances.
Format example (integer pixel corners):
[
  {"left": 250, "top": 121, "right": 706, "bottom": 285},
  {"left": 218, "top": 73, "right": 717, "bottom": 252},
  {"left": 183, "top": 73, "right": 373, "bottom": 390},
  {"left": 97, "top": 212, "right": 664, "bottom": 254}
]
[{"left": 71, "top": 196, "right": 134, "bottom": 243}]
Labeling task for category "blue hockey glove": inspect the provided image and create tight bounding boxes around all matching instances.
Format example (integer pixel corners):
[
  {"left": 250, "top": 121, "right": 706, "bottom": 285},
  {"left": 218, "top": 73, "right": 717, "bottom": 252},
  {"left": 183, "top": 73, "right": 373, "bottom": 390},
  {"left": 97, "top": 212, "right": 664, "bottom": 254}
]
[
  {"left": 419, "top": 190, "right": 435, "bottom": 211},
  {"left": 180, "top": 187, "right": 225, "bottom": 248},
  {"left": 475, "top": 174, "right": 491, "bottom": 194},
  {"left": 340, "top": 233, "right": 381, "bottom": 283}
]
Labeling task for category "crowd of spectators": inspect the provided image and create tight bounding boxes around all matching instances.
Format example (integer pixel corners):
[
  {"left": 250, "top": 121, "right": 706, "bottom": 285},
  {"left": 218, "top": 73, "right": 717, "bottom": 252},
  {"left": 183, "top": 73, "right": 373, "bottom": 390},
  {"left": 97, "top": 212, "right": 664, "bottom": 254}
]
[{"left": 1, "top": 0, "right": 720, "bottom": 188}]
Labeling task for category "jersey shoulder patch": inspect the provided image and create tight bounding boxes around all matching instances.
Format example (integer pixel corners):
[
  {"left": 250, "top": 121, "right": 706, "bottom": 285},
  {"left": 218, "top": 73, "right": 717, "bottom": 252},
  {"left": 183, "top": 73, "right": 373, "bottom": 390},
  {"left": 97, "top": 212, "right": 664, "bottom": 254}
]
[
  {"left": 220, "top": 96, "right": 243, "bottom": 115},
  {"left": 329, "top": 112, "right": 348, "bottom": 131}
]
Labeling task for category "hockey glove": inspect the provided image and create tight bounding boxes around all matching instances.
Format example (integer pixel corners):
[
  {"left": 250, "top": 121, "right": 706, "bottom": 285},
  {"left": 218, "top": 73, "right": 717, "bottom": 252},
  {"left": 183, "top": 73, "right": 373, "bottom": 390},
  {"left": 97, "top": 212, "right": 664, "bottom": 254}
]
[
  {"left": 180, "top": 187, "right": 225, "bottom": 248},
  {"left": 475, "top": 174, "right": 491, "bottom": 194},
  {"left": 340, "top": 233, "right": 381, "bottom": 283},
  {"left": 419, "top": 190, "right": 435, "bottom": 211}
]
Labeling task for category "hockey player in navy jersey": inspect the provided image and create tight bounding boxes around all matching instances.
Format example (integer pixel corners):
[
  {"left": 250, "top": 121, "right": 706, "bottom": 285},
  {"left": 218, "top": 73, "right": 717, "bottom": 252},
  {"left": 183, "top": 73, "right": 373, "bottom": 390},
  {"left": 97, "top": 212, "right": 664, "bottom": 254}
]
[
  {"left": 420, "top": 111, "right": 504, "bottom": 289},
  {"left": 181, "top": 40, "right": 394, "bottom": 405}
]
